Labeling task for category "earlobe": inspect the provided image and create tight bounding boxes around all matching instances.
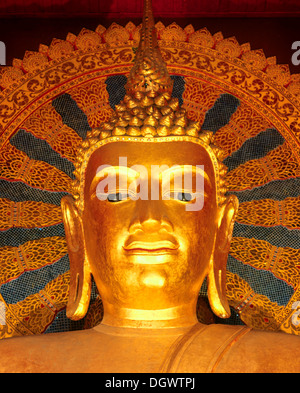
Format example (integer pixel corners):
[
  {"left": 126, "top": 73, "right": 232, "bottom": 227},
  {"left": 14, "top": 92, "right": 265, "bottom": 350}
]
[
  {"left": 207, "top": 195, "right": 239, "bottom": 319},
  {"left": 61, "top": 195, "right": 80, "bottom": 253},
  {"left": 217, "top": 195, "right": 239, "bottom": 251},
  {"left": 61, "top": 195, "right": 92, "bottom": 320}
]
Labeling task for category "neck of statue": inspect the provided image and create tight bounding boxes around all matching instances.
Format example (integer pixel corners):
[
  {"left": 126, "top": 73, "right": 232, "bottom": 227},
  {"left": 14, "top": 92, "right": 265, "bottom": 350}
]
[{"left": 99, "top": 301, "right": 199, "bottom": 329}]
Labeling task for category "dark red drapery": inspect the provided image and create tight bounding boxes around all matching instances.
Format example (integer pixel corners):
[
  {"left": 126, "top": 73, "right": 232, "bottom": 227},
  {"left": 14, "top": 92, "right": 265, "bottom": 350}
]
[{"left": 0, "top": 0, "right": 300, "bottom": 17}]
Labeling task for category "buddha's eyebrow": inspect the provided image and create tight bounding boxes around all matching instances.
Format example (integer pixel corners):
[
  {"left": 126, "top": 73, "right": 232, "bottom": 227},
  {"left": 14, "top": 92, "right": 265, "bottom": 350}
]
[
  {"left": 91, "top": 165, "right": 139, "bottom": 190},
  {"left": 96, "top": 165, "right": 139, "bottom": 178},
  {"left": 160, "top": 165, "right": 211, "bottom": 186}
]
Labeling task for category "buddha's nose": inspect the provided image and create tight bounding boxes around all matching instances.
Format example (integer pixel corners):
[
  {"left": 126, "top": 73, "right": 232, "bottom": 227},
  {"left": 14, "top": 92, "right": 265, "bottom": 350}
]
[
  {"left": 129, "top": 200, "right": 173, "bottom": 234},
  {"left": 141, "top": 218, "right": 162, "bottom": 233}
]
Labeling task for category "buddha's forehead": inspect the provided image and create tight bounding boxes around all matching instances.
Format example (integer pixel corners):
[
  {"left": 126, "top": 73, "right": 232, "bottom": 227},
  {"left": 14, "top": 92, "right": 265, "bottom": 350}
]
[{"left": 86, "top": 141, "right": 216, "bottom": 176}]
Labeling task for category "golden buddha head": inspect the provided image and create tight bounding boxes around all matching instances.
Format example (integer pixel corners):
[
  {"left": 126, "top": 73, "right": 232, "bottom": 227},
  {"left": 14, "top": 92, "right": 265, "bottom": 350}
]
[{"left": 61, "top": 0, "right": 239, "bottom": 328}]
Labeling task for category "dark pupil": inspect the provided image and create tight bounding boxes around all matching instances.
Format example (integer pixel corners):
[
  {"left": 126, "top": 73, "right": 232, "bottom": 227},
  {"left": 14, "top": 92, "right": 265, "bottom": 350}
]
[
  {"left": 178, "top": 192, "right": 192, "bottom": 202},
  {"left": 107, "top": 193, "right": 125, "bottom": 202}
]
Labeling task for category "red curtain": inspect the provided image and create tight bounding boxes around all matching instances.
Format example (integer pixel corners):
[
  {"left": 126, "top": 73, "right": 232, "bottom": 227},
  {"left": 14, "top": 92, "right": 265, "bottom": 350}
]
[{"left": 0, "top": 0, "right": 300, "bottom": 17}]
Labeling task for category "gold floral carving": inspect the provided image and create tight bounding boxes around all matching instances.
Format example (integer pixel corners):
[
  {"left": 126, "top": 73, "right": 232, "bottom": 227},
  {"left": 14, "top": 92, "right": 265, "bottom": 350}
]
[
  {"left": 182, "top": 77, "right": 224, "bottom": 126},
  {"left": 0, "top": 66, "right": 24, "bottom": 90},
  {"left": 188, "top": 28, "right": 215, "bottom": 48},
  {"left": 160, "top": 22, "right": 187, "bottom": 42},
  {"left": 236, "top": 196, "right": 300, "bottom": 229},
  {"left": 21, "top": 51, "right": 49, "bottom": 74},
  {"left": 229, "top": 237, "right": 300, "bottom": 289},
  {"left": 279, "top": 286, "right": 300, "bottom": 335},
  {"left": 226, "top": 271, "right": 284, "bottom": 331},
  {"left": 287, "top": 74, "right": 300, "bottom": 106},
  {"left": 0, "top": 198, "right": 62, "bottom": 230},
  {"left": 103, "top": 23, "right": 130, "bottom": 46},
  {"left": 225, "top": 143, "right": 300, "bottom": 192},
  {"left": 241, "top": 49, "right": 268, "bottom": 71},
  {"left": 75, "top": 28, "right": 102, "bottom": 51},
  {"left": 22, "top": 102, "right": 82, "bottom": 162},
  {"left": 215, "top": 36, "right": 242, "bottom": 58},
  {"left": 265, "top": 64, "right": 291, "bottom": 87},
  {"left": 0, "top": 293, "right": 31, "bottom": 338},
  {"left": 0, "top": 30, "right": 299, "bottom": 159},
  {"left": 0, "top": 237, "right": 67, "bottom": 285},
  {"left": 47, "top": 38, "right": 75, "bottom": 60},
  {"left": 0, "top": 143, "right": 72, "bottom": 192},
  {"left": 1, "top": 273, "right": 70, "bottom": 338},
  {"left": 68, "top": 79, "right": 113, "bottom": 128},
  {"left": 213, "top": 102, "right": 272, "bottom": 158}
]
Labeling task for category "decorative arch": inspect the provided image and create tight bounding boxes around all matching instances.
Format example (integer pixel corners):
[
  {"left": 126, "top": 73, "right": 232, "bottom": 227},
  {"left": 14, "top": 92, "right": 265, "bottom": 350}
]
[{"left": 0, "top": 21, "right": 300, "bottom": 338}]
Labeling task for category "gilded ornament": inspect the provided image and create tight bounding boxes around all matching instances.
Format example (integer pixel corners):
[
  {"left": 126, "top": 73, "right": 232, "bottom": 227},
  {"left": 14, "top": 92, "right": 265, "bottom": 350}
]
[
  {"left": 75, "top": 28, "right": 102, "bottom": 51},
  {"left": 226, "top": 143, "right": 300, "bottom": 192},
  {"left": 215, "top": 36, "right": 241, "bottom": 58},
  {"left": 0, "top": 66, "right": 24, "bottom": 90},
  {"left": 241, "top": 49, "right": 268, "bottom": 71},
  {"left": 266, "top": 64, "right": 291, "bottom": 86},
  {"left": 103, "top": 23, "right": 130, "bottom": 46},
  {"left": 188, "top": 27, "right": 215, "bottom": 48},
  {"left": 0, "top": 0, "right": 300, "bottom": 374},
  {"left": 160, "top": 22, "right": 187, "bottom": 42},
  {"left": 22, "top": 51, "right": 49, "bottom": 73},
  {"left": 48, "top": 38, "right": 74, "bottom": 60}
]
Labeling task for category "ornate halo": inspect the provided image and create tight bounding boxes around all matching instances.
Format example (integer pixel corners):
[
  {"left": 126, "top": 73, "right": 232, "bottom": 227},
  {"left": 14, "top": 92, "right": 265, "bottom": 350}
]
[{"left": 0, "top": 19, "right": 300, "bottom": 338}]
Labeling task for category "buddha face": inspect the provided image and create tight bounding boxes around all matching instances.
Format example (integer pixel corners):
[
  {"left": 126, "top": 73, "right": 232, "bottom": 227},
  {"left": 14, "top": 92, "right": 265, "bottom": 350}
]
[{"left": 62, "top": 139, "right": 238, "bottom": 326}]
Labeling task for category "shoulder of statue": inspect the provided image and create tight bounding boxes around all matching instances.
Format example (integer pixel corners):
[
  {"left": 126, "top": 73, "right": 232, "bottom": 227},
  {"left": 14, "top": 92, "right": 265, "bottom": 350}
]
[
  {"left": 219, "top": 327, "right": 300, "bottom": 373},
  {"left": 0, "top": 329, "right": 97, "bottom": 372},
  {"left": 160, "top": 323, "right": 300, "bottom": 373},
  {"left": 159, "top": 323, "right": 249, "bottom": 372},
  {"left": 0, "top": 334, "right": 37, "bottom": 372}
]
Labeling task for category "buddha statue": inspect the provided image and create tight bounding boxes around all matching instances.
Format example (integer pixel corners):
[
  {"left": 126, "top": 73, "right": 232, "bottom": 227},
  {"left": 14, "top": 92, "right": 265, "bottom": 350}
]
[{"left": 0, "top": 0, "right": 300, "bottom": 373}]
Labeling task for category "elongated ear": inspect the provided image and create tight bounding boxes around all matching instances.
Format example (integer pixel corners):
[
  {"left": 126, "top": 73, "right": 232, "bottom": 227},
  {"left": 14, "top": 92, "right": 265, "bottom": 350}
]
[
  {"left": 207, "top": 195, "right": 239, "bottom": 319},
  {"left": 61, "top": 195, "right": 91, "bottom": 321}
]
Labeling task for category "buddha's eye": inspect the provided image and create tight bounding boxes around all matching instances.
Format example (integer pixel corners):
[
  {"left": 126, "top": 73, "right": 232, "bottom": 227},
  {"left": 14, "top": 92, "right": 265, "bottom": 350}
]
[
  {"left": 164, "top": 191, "right": 194, "bottom": 202},
  {"left": 107, "top": 192, "right": 130, "bottom": 202},
  {"left": 175, "top": 192, "right": 193, "bottom": 202}
]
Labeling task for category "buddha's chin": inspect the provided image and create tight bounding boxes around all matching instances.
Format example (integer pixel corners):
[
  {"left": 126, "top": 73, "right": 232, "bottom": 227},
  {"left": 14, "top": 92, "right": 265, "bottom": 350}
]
[{"left": 139, "top": 270, "right": 166, "bottom": 288}]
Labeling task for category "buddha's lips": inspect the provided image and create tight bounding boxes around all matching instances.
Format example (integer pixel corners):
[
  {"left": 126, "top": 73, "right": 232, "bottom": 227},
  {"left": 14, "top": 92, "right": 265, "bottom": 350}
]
[{"left": 123, "top": 241, "right": 179, "bottom": 253}]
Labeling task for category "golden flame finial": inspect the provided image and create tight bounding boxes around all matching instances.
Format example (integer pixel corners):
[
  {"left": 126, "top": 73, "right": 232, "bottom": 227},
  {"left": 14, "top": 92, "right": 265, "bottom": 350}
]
[{"left": 125, "top": 0, "right": 174, "bottom": 99}]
